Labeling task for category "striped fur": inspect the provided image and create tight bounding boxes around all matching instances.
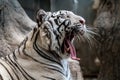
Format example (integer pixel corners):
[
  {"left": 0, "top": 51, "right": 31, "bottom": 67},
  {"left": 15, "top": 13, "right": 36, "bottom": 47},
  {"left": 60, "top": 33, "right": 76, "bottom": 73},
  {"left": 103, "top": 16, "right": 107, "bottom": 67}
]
[{"left": 0, "top": 10, "right": 89, "bottom": 80}]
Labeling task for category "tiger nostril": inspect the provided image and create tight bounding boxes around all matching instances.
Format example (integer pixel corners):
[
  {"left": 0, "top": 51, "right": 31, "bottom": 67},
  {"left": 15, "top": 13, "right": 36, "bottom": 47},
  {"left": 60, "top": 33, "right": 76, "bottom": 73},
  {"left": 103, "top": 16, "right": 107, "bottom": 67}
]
[{"left": 79, "top": 20, "right": 84, "bottom": 24}]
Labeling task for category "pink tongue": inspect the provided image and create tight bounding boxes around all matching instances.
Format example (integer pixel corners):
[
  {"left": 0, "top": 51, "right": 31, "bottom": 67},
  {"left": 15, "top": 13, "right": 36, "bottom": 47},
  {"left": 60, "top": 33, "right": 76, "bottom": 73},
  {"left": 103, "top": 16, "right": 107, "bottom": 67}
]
[{"left": 67, "top": 40, "right": 80, "bottom": 60}]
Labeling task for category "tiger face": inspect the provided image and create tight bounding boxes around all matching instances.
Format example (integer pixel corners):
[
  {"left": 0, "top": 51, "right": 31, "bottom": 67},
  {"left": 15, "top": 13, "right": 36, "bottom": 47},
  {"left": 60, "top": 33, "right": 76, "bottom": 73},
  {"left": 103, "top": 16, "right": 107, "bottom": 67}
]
[{"left": 36, "top": 10, "right": 87, "bottom": 60}]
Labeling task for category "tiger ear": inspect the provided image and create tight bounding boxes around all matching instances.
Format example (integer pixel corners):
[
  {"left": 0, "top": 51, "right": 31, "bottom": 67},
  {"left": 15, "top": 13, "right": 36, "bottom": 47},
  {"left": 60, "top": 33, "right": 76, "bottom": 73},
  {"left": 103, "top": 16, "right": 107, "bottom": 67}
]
[{"left": 36, "top": 9, "right": 47, "bottom": 27}]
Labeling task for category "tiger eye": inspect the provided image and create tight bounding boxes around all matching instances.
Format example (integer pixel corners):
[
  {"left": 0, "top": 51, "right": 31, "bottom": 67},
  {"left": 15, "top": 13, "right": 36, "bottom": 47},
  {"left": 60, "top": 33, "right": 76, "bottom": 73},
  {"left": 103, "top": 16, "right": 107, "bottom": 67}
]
[{"left": 67, "top": 16, "right": 70, "bottom": 18}]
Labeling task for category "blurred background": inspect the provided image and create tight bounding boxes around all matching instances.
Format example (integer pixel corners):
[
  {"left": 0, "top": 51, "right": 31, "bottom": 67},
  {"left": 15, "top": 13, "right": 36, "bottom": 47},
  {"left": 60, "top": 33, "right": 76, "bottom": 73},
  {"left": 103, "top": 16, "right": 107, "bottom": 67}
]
[
  {"left": 18, "top": 0, "right": 100, "bottom": 80},
  {"left": 18, "top": 0, "right": 97, "bottom": 25}
]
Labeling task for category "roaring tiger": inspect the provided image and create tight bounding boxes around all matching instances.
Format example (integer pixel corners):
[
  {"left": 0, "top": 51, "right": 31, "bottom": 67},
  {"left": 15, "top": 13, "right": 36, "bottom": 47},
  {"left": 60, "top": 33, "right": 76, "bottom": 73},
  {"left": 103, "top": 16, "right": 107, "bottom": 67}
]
[{"left": 0, "top": 9, "right": 91, "bottom": 80}]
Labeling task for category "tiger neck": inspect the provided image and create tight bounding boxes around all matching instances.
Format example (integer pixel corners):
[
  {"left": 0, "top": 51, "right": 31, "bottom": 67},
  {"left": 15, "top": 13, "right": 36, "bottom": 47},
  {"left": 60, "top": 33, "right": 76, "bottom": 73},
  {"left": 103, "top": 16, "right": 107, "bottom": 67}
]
[
  {"left": 11, "top": 29, "right": 71, "bottom": 78},
  {"left": 14, "top": 29, "right": 69, "bottom": 69}
]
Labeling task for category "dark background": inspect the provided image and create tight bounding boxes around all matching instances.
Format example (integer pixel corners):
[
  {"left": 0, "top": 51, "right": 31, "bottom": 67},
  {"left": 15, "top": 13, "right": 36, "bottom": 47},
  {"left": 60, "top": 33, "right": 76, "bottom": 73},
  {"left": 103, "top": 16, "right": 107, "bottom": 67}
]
[{"left": 18, "top": 0, "right": 96, "bottom": 25}]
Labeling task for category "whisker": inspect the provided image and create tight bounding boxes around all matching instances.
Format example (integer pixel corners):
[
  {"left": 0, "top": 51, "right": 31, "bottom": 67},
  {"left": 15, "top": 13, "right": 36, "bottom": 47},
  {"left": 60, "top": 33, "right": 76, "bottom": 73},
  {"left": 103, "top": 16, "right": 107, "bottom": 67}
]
[
  {"left": 88, "top": 33, "right": 100, "bottom": 45},
  {"left": 78, "top": 33, "right": 85, "bottom": 42},
  {"left": 74, "top": 32, "right": 82, "bottom": 43},
  {"left": 83, "top": 29, "right": 97, "bottom": 48},
  {"left": 85, "top": 34, "right": 93, "bottom": 48},
  {"left": 74, "top": 25, "right": 98, "bottom": 48},
  {"left": 86, "top": 26, "right": 99, "bottom": 36},
  {"left": 85, "top": 28, "right": 100, "bottom": 48}
]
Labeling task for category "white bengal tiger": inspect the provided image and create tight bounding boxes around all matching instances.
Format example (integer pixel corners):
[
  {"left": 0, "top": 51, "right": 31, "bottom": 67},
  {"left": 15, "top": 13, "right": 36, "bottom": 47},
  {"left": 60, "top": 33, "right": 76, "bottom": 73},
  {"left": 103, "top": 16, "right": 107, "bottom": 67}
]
[{"left": 0, "top": 10, "right": 92, "bottom": 80}]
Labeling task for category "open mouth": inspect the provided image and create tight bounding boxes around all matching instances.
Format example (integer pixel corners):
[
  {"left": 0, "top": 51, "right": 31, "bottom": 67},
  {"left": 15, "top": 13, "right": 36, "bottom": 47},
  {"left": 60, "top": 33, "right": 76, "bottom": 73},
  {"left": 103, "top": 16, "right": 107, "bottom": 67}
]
[{"left": 61, "top": 32, "right": 80, "bottom": 60}]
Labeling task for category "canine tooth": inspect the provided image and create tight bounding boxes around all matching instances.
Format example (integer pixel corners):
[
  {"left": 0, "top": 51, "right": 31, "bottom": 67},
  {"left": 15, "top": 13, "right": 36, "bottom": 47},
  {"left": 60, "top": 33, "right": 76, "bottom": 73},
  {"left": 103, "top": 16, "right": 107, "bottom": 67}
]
[{"left": 67, "top": 48, "right": 70, "bottom": 51}]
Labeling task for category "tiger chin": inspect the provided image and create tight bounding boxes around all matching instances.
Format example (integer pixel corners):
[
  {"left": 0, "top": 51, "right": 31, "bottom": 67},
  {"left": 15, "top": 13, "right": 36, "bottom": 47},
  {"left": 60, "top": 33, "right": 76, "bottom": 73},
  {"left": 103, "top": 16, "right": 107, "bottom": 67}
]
[{"left": 0, "top": 9, "right": 90, "bottom": 80}]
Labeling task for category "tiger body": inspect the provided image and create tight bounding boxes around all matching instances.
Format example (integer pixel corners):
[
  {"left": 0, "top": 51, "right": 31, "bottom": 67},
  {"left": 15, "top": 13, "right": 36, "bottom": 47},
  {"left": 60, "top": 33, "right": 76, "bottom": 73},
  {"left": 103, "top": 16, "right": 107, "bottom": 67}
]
[
  {"left": 0, "top": 10, "right": 90, "bottom": 80},
  {"left": 0, "top": 38, "right": 70, "bottom": 80}
]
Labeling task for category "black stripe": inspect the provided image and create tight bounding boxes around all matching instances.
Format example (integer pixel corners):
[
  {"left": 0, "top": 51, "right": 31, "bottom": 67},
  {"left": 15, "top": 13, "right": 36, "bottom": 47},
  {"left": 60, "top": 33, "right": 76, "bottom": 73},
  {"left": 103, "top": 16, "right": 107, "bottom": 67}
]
[
  {"left": 49, "top": 51, "right": 61, "bottom": 61},
  {"left": 18, "top": 45, "right": 21, "bottom": 55},
  {"left": 0, "top": 74, "right": 3, "bottom": 80},
  {"left": 19, "top": 37, "right": 27, "bottom": 48},
  {"left": 33, "top": 43, "right": 62, "bottom": 67},
  {"left": 0, "top": 62, "right": 14, "bottom": 80},
  {"left": 7, "top": 55, "right": 30, "bottom": 80},
  {"left": 31, "top": 27, "right": 37, "bottom": 40},
  {"left": 18, "top": 37, "right": 28, "bottom": 56},
  {"left": 13, "top": 51, "right": 17, "bottom": 60},
  {"left": 54, "top": 18, "right": 60, "bottom": 26},
  {"left": 42, "top": 75, "right": 56, "bottom": 80},
  {"left": 54, "top": 17, "right": 68, "bottom": 36},
  {"left": 18, "top": 37, "right": 28, "bottom": 55},
  {"left": 48, "top": 19, "right": 59, "bottom": 40},
  {"left": 36, "top": 19, "right": 41, "bottom": 27},
  {"left": 4, "top": 56, "right": 20, "bottom": 80},
  {"left": 47, "top": 67, "right": 65, "bottom": 76},
  {"left": 58, "top": 19, "right": 70, "bottom": 31},
  {"left": 15, "top": 62, "right": 36, "bottom": 80},
  {"left": 33, "top": 31, "right": 63, "bottom": 67},
  {"left": 54, "top": 34, "right": 61, "bottom": 53}
]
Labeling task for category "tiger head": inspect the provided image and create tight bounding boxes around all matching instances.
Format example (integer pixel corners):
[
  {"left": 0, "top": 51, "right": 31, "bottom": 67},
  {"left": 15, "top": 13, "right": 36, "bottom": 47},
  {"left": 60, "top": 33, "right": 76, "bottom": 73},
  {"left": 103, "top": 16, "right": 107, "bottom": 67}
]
[{"left": 36, "top": 10, "right": 88, "bottom": 60}]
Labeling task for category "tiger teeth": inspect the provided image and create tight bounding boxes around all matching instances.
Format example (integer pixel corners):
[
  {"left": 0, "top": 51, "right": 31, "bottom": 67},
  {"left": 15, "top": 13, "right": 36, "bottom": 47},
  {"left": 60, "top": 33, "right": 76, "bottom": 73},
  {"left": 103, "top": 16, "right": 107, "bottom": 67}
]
[{"left": 66, "top": 48, "right": 70, "bottom": 51}]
